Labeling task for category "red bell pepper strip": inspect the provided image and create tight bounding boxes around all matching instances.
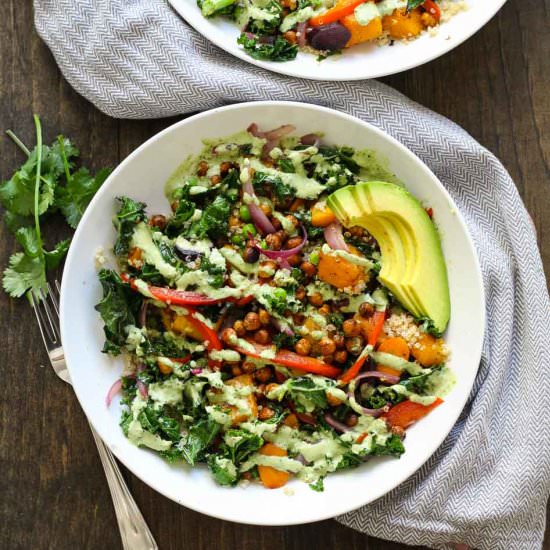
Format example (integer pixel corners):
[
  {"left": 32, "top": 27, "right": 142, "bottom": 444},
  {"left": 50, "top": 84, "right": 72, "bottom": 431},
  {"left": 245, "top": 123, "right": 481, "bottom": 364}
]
[
  {"left": 339, "top": 348, "right": 369, "bottom": 385},
  {"left": 310, "top": 0, "right": 367, "bottom": 27},
  {"left": 172, "top": 355, "right": 192, "bottom": 364},
  {"left": 368, "top": 310, "right": 386, "bottom": 346},
  {"left": 229, "top": 341, "right": 341, "bottom": 378},
  {"left": 423, "top": 0, "right": 441, "bottom": 22},
  {"left": 185, "top": 306, "right": 223, "bottom": 369},
  {"left": 339, "top": 310, "right": 386, "bottom": 385},
  {"left": 384, "top": 397, "right": 443, "bottom": 429},
  {"left": 122, "top": 273, "right": 255, "bottom": 307}
]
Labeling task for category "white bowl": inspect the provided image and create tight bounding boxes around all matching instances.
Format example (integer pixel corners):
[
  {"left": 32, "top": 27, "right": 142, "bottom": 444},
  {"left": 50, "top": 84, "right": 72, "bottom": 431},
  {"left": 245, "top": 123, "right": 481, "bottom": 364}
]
[
  {"left": 60, "top": 101, "right": 484, "bottom": 525},
  {"left": 170, "top": 0, "right": 507, "bottom": 80}
]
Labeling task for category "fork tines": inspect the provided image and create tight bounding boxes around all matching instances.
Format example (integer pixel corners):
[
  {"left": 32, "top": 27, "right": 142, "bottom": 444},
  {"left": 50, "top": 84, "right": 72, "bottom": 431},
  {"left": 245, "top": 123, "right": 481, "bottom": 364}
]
[{"left": 31, "top": 281, "right": 61, "bottom": 350}]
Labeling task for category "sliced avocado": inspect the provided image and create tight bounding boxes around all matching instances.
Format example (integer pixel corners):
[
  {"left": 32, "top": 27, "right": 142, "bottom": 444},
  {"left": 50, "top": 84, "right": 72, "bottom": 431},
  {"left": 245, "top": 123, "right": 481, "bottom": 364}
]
[{"left": 327, "top": 181, "right": 450, "bottom": 333}]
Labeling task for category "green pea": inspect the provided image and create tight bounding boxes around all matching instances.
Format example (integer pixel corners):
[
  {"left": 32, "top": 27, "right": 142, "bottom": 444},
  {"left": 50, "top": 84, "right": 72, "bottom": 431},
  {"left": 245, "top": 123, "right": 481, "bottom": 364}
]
[
  {"left": 242, "top": 223, "right": 257, "bottom": 237},
  {"left": 309, "top": 251, "right": 320, "bottom": 266},
  {"left": 239, "top": 205, "right": 252, "bottom": 222},
  {"left": 273, "top": 288, "right": 287, "bottom": 301}
]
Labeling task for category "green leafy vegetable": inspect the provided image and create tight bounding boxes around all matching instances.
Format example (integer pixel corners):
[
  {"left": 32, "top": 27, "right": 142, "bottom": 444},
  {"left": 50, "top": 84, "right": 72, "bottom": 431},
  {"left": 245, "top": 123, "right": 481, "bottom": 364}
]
[
  {"left": 253, "top": 171, "right": 293, "bottom": 202},
  {"left": 191, "top": 195, "right": 231, "bottom": 240},
  {"left": 113, "top": 196, "right": 147, "bottom": 256},
  {"left": 180, "top": 417, "right": 221, "bottom": 466},
  {"left": 407, "top": 0, "right": 425, "bottom": 12},
  {"left": 237, "top": 33, "right": 298, "bottom": 62},
  {"left": 207, "top": 455, "right": 239, "bottom": 486},
  {"left": 309, "top": 477, "right": 325, "bottom": 492},
  {"left": 198, "top": 0, "right": 237, "bottom": 17},
  {"left": 370, "top": 435, "right": 405, "bottom": 457},
  {"left": 94, "top": 269, "right": 142, "bottom": 355},
  {"left": 224, "top": 428, "right": 263, "bottom": 464}
]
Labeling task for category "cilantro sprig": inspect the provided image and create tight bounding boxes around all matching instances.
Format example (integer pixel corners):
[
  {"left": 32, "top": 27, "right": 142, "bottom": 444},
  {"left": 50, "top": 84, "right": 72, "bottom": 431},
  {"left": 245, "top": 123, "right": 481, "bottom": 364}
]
[{"left": 0, "top": 115, "right": 111, "bottom": 299}]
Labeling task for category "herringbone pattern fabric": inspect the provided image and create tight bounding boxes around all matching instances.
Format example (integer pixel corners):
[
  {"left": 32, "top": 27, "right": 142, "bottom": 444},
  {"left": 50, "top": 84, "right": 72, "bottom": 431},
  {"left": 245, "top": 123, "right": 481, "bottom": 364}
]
[{"left": 34, "top": 1, "right": 550, "bottom": 549}]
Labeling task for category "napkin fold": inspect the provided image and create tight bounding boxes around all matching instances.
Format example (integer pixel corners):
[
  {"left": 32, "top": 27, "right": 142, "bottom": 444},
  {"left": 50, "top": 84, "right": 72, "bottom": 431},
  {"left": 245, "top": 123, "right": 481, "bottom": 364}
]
[{"left": 34, "top": 1, "right": 550, "bottom": 548}]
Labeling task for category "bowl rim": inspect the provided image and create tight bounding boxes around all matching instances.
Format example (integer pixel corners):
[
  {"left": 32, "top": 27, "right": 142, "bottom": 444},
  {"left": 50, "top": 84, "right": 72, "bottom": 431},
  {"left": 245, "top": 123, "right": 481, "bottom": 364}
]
[
  {"left": 169, "top": 0, "right": 508, "bottom": 81},
  {"left": 60, "top": 101, "right": 485, "bottom": 525}
]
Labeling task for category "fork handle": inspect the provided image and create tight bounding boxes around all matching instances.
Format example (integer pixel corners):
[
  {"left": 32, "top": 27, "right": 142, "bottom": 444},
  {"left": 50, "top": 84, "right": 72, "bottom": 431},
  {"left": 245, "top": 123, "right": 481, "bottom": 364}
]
[{"left": 89, "top": 422, "right": 158, "bottom": 550}]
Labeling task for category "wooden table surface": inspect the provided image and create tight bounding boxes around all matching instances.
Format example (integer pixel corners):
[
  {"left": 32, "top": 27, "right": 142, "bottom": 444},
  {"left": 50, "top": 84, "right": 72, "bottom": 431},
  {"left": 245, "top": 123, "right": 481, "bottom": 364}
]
[{"left": 1, "top": 1, "right": 549, "bottom": 549}]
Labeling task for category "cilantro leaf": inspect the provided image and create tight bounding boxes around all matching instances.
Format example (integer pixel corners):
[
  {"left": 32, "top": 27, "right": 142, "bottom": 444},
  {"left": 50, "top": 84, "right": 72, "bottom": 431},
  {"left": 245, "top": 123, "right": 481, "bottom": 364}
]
[
  {"left": 2, "top": 252, "right": 46, "bottom": 298},
  {"left": 56, "top": 167, "right": 111, "bottom": 228},
  {"left": 44, "top": 239, "right": 71, "bottom": 270},
  {"left": 15, "top": 227, "right": 41, "bottom": 258}
]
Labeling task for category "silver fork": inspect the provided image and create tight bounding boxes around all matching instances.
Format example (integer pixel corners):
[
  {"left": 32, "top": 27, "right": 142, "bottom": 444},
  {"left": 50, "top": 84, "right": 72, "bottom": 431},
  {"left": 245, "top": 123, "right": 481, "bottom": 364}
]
[{"left": 30, "top": 281, "right": 158, "bottom": 550}]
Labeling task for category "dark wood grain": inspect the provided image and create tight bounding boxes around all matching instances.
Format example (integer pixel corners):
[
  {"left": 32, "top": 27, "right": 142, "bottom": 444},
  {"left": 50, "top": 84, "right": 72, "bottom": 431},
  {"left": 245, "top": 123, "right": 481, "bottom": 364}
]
[{"left": 1, "top": 1, "right": 548, "bottom": 549}]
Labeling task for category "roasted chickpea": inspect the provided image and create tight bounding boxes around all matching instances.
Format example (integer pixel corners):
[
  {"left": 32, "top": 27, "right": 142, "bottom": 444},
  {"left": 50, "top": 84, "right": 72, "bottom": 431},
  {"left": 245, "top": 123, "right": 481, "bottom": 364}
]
[
  {"left": 255, "top": 366, "right": 273, "bottom": 383},
  {"left": 348, "top": 226, "right": 365, "bottom": 237},
  {"left": 148, "top": 214, "right": 167, "bottom": 230},
  {"left": 241, "top": 361, "right": 256, "bottom": 374},
  {"left": 287, "top": 253, "right": 302, "bottom": 266},
  {"left": 231, "top": 365, "right": 243, "bottom": 377},
  {"left": 285, "top": 214, "right": 299, "bottom": 228},
  {"left": 324, "top": 354, "right": 334, "bottom": 364},
  {"left": 286, "top": 236, "right": 304, "bottom": 249},
  {"left": 259, "top": 203, "right": 272, "bottom": 216},
  {"left": 271, "top": 217, "right": 283, "bottom": 230},
  {"left": 196, "top": 160, "right": 208, "bottom": 177},
  {"left": 265, "top": 233, "right": 282, "bottom": 251},
  {"left": 300, "top": 261, "right": 317, "bottom": 278},
  {"left": 219, "top": 161, "right": 233, "bottom": 176},
  {"left": 243, "top": 246, "right": 260, "bottom": 264},
  {"left": 243, "top": 312, "right": 261, "bottom": 331},
  {"left": 283, "top": 30, "right": 297, "bottom": 44},
  {"left": 318, "top": 304, "right": 331, "bottom": 316},
  {"left": 334, "top": 350, "right": 348, "bottom": 364},
  {"left": 308, "top": 292, "right": 324, "bottom": 307},
  {"left": 293, "top": 313, "right": 305, "bottom": 325},
  {"left": 342, "top": 319, "right": 361, "bottom": 337},
  {"left": 319, "top": 337, "right": 336, "bottom": 356},
  {"left": 346, "top": 335, "right": 364, "bottom": 355},
  {"left": 258, "top": 260, "right": 277, "bottom": 279},
  {"left": 295, "top": 286, "right": 306, "bottom": 301},
  {"left": 221, "top": 328, "right": 237, "bottom": 345},
  {"left": 258, "top": 406, "right": 276, "bottom": 421},
  {"left": 332, "top": 334, "right": 345, "bottom": 349},
  {"left": 210, "top": 174, "right": 221, "bottom": 185},
  {"left": 345, "top": 414, "right": 359, "bottom": 427},
  {"left": 233, "top": 320, "right": 246, "bottom": 337},
  {"left": 295, "top": 338, "right": 312, "bottom": 356},
  {"left": 254, "top": 329, "right": 270, "bottom": 345},
  {"left": 258, "top": 309, "right": 271, "bottom": 326},
  {"left": 359, "top": 302, "right": 375, "bottom": 318}
]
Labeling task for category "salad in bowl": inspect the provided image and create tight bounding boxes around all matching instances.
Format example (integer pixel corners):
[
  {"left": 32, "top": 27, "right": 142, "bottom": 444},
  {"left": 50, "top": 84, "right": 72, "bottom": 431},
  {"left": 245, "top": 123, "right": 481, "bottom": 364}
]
[
  {"left": 197, "top": 0, "right": 467, "bottom": 62},
  {"left": 96, "top": 123, "right": 454, "bottom": 491}
]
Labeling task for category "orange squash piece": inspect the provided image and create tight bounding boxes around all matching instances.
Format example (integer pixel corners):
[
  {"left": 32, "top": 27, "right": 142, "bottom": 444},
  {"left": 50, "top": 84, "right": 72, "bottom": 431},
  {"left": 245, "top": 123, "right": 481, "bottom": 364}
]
[
  {"left": 376, "top": 337, "right": 410, "bottom": 379},
  {"left": 224, "top": 374, "right": 258, "bottom": 426},
  {"left": 341, "top": 14, "right": 383, "bottom": 47},
  {"left": 382, "top": 8, "right": 423, "bottom": 40},
  {"left": 258, "top": 443, "right": 290, "bottom": 489},
  {"left": 317, "top": 251, "right": 364, "bottom": 289},
  {"left": 410, "top": 333, "right": 447, "bottom": 367},
  {"left": 170, "top": 314, "right": 203, "bottom": 341},
  {"left": 311, "top": 202, "right": 337, "bottom": 227}
]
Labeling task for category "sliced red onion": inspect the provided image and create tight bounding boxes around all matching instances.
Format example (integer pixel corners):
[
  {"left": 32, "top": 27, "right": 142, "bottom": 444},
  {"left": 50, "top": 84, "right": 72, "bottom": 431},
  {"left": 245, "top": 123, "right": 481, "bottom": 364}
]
[
  {"left": 191, "top": 367, "right": 203, "bottom": 375},
  {"left": 136, "top": 363, "right": 146, "bottom": 373},
  {"left": 138, "top": 301, "right": 148, "bottom": 328},
  {"left": 137, "top": 379, "right": 148, "bottom": 399},
  {"left": 352, "top": 371, "right": 400, "bottom": 386},
  {"left": 242, "top": 178, "right": 276, "bottom": 235},
  {"left": 324, "top": 413, "right": 350, "bottom": 433},
  {"left": 346, "top": 395, "right": 387, "bottom": 418},
  {"left": 324, "top": 221, "right": 349, "bottom": 251},
  {"left": 296, "top": 21, "right": 307, "bottom": 48},
  {"left": 300, "top": 133, "right": 320, "bottom": 147},
  {"left": 247, "top": 123, "right": 296, "bottom": 157},
  {"left": 255, "top": 224, "right": 307, "bottom": 259},
  {"left": 105, "top": 379, "right": 122, "bottom": 407}
]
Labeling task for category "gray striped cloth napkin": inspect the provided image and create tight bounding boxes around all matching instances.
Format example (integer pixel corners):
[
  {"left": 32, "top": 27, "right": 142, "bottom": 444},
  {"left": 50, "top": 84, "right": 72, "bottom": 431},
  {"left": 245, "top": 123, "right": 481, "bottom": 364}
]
[{"left": 34, "top": 1, "right": 550, "bottom": 549}]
